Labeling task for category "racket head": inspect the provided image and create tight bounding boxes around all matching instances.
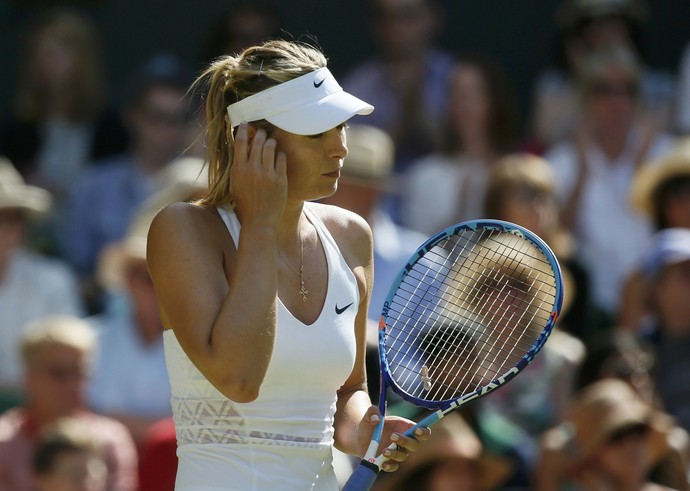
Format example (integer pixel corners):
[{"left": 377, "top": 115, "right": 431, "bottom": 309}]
[{"left": 377, "top": 219, "right": 563, "bottom": 410}]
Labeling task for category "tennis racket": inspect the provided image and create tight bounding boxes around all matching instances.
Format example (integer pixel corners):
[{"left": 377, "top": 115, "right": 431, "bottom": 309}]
[{"left": 343, "top": 219, "right": 564, "bottom": 491}]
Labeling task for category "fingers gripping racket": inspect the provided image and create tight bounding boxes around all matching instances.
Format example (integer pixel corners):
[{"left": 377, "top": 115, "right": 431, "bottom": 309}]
[{"left": 343, "top": 219, "right": 564, "bottom": 491}]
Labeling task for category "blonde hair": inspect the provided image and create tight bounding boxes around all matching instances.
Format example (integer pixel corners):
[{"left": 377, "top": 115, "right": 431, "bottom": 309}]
[
  {"left": 21, "top": 315, "right": 96, "bottom": 367},
  {"left": 192, "top": 40, "right": 327, "bottom": 207},
  {"left": 15, "top": 9, "right": 107, "bottom": 122}
]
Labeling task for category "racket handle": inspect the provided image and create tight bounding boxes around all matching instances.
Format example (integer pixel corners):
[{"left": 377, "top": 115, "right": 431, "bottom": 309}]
[{"left": 342, "top": 460, "right": 380, "bottom": 491}]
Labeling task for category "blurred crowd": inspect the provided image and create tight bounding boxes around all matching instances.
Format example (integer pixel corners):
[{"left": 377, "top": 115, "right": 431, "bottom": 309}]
[{"left": 2, "top": 0, "right": 690, "bottom": 490}]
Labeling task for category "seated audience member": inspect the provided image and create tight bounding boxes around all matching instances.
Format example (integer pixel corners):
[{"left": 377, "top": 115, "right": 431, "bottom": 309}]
[
  {"left": 59, "top": 54, "right": 191, "bottom": 313},
  {"left": 545, "top": 45, "right": 675, "bottom": 329},
  {"left": 641, "top": 228, "right": 690, "bottom": 435},
  {"left": 402, "top": 55, "right": 519, "bottom": 234},
  {"left": 0, "top": 316, "right": 137, "bottom": 491},
  {"left": 527, "top": 0, "right": 676, "bottom": 154},
  {"left": 88, "top": 157, "right": 207, "bottom": 446},
  {"left": 0, "top": 158, "right": 82, "bottom": 404},
  {"left": 536, "top": 378, "right": 689, "bottom": 491},
  {"left": 483, "top": 153, "right": 590, "bottom": 339},
  {"left": 0, "top": 8, "right": 127, "bottom": 200},
  {"left": 373, "top": 413, "right": 513, "bottom": 491},
  {"left": 32, "top": 418, "right": 108, "bottom": 491},
  {"left": 342, "top": 0, "right": 455, "bottom": 173},
  {"left": 620, "top": 142, "right": 690, "bottom": 329}
]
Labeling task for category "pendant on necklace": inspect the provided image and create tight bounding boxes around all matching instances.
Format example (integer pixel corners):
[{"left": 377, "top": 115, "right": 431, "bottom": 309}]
[{"left": 298, "top": 266, "right": 309, "bottom": 303}]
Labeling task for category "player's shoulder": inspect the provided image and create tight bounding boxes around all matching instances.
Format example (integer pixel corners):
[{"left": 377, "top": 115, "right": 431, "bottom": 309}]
[
  {"left": 307, "top": 202, "right": 372, "bottom": 242},
  {"left": 150, "top": 201, "right": 220, "bottom": 236}
]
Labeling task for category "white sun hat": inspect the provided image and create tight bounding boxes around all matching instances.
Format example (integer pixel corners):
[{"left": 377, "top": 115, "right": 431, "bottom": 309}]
[{"left": 226, "top": 67, "right": 374, "bottom": 135}]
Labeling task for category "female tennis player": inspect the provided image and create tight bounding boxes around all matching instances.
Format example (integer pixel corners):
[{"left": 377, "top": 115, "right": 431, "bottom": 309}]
[{"left": 146, "top": 40, "right": 428, "bottom": 490}]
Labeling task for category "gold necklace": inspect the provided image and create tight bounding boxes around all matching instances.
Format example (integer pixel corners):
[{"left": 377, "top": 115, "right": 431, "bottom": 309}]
[{"left": 278, "top": 217, "right": 309, "bottom": 303}]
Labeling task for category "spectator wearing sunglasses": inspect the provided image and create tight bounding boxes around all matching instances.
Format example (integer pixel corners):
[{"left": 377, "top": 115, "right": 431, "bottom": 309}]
[{"left": 545, "top": 45, "right": 676, "bottom": 331}]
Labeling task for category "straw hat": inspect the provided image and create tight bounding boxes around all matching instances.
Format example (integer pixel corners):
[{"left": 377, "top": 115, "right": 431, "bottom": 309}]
[
  {"left": 630, "top": 139, "right": 690, "bottom": 218},
  {"left": 376, "top": 413, "right": 514, "bottom": 491},
  {"left": 96, "top": 156, "right": 208, "bottom": 290},
  {"left": 342, "top": 124, "right": 397, "bottom": 191},
  {"left": 541, "top": 378, "right": 670, "bottom": 473},
  {"left": 0, "top": 156, "right": 52, "bottom": 216}
]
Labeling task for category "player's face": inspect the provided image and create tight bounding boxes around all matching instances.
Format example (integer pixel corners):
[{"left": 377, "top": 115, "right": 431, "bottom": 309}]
[{"left": 270, "top": 124, "right": 349, "bottom": 202}]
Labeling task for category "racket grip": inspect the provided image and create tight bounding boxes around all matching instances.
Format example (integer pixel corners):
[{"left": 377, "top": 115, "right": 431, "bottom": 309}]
[{"left": 342, "top": 460, "right": 380, "bottom": 491}]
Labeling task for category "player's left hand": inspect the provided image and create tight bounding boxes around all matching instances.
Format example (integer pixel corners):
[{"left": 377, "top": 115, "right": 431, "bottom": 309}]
[{"left": 356, "top": 406, "right": 431, "bottom": 472}]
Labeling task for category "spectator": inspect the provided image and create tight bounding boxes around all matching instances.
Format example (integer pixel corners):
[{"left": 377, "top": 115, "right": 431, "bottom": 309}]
[
  {"left": 0, "top": 8, "right": 127, "bottom": 202},
  {"left": 0, "top": 315, "right": 137, "bottom": 491},
  {"left": 620, "top": 141, "right": 690, "bottom": 329},
  {"left": 642, "top": 228, "right": 690, "bottom": 435},
  {"left": 343, "top": 0, "right": 454, "bottom": 173},
  {"left": 59, "top": 54, "right": 192, "bottom": 313},
  {"left": 86, "top": 157, "right": 207, "bottom": 446},
  {"left": 545, "top": 45, "right": 675, "bottom": 328},
  {"left": 373, "top": 413, "right": 513, "bottom": 491},
  {"left": 473, "top": 154, "right": 588, "bottom": 441},
  {"left": 527, "top": 0, "right": 676, "bottom": 154},
  {"left": 402, "top": 56, "right": 519, "bottom": 235},
  {"left": 536, "top": 378, "right": 689, "bottom": 491},
  {"left": 572, "top": 331, "right": 690, "bottom": 490},
  {"left": 32, "top": 418, "right": 108, "bottom": 491},
  {"left": 0, "top": 158, "right": 82, "bottom": 403},
  {"left": 483, "top": 153, "right": 591, "bottom": 339}
]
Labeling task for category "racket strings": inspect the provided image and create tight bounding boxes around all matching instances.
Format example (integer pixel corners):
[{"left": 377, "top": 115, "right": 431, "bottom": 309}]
[{"left": 384, "top": 229, "right": 557, "bottom": 403}]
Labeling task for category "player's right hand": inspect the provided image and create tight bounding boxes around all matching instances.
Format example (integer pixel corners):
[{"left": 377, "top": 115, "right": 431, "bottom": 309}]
[{"left": 230, "top": 122, "right": 287, "bottom": 228}]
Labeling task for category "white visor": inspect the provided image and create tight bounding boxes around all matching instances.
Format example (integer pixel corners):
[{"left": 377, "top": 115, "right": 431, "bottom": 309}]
[{"left": 226, "top": 68, "right": 374, "bottom": 135}]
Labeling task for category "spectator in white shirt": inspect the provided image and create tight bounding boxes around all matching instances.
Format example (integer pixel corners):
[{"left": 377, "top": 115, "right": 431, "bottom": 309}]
[{"left": 0, "top": 157, "right": 82, "bottom": 401}]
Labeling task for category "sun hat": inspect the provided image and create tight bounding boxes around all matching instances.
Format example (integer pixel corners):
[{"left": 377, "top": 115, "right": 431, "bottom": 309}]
[
  {"left": 96, "top": 156, "right": 208, "bottom": 291},
  {"left": 376, "top": 413, "right": 514, "bottom": 491},
  {"left": 630, "top": 139, "right": 690, "bottom": 218},
  {"left": 0, "top": 156, "right": 52, "bottom": 216},
  {"left": 541, "top": 378, "right": 669, "bottom": 472},
  {"left": 226, "top": 67, "right": 374, "bottom": 135}
]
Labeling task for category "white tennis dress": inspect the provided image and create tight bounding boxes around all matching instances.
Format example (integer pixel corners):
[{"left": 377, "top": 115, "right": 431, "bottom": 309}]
[{"left": 163, "top": 204, "right": 359, "bottom": 490}]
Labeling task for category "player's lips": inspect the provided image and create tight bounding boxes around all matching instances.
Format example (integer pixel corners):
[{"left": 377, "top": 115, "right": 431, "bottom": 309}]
[{"left": 323, "top": 168, "right": 341, "bottom": 178}]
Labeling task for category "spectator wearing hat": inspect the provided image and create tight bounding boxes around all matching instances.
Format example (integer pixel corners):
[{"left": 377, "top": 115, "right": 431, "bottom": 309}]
[
  {"left": 373, "top": 412, "right": 513, "bottom": 491},
  {"left": 619, "top": 141, "right": 690, "bottom": 329},
  {"left": 536, "top": 378, "right": 689, "bottom": 491},
  {"left": 0, "top": 158, "right": 83, "bottom": 404},
  {"left": 527, "top": 0, "right": 676, "bottom": 154},
  {"left": 545, "top": 45, "right": 676, "bottom": 329},
  {"left": 0, "top": 315, "right": 138, "bottom": 491},
  {"left": 86, "top": 157, "right": 208, "bottom": 447},
  {"left": 59, "top": 54, "right": 193, "bottom": 314}
]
